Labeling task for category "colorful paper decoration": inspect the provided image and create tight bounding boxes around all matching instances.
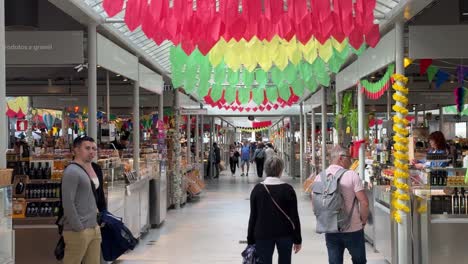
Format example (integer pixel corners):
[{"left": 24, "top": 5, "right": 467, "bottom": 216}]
[
  {"left": 426, "top": 65, "right": 438, "bottom": 83},
  {"left": 253, "top": 121, "right": 272, "bottom": 128},
  {"left": 42, "top": 113, "right": 55, "bottom": 130},
  {"left": 239, "top": 127, "right": 269, "bottom": 133},
  {"left": 436, "top": 70, "right": 450, "bottom": 89},
  {"left": 404, "top": 57, "right": 413, "bottom": 68},
  {"left": 104, "top": 0, "right": 381, "bottom": 54},
  {"left": 419, "top": 59, "right": 433, "bottom": 75},
  {"left": 391, "top": 74, "right": 410, "bottom": 224},
  {"left": 360, "top": 64, "right": 395, "bottom": 99}
]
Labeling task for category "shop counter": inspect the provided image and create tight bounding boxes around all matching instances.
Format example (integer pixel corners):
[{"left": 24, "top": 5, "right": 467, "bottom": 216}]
[
  {"left": 373, "top": 185, "right": 395, "bottom": 264},
  {"left": 124, "top": 176, "right": 150, "bottom": 238}
]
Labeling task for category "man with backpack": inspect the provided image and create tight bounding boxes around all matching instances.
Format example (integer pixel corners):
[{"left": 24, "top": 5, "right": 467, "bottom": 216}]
[
  {"left": 312, "top": 146, "right": 369, "bottom": 264},
  {"left": 253, "top": 142, "right": 266, "bottom": 178},
  {"left": 240, "top": 141, "right": 251, "bottom": 176}
]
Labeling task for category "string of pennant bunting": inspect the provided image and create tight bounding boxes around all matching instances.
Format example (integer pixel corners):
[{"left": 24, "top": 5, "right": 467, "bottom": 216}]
[
  {"left": 239, "top": 127, "right": 269, "bottom": 133},
  {"left": 360, "top": 63, "right": 395, "bottom": 100}
]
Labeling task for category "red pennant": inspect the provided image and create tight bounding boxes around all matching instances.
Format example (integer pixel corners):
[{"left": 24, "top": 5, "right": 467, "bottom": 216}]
[
  {"left": 273, "top": 104, "right": 279, "bottom": 110},
  {"left": 420, "top": 59, "right": 433, "bottom": 75},
  {"left": 365, "top": 24, "right": 380, "bottom": 48},
  {"left": 16, "top": 108, "right": 25, "bottom": 119},
  {"left": 103, "top": 0, "right": 124, "bottom": 17},
  {"left": 124, "top": 0, "right": 144, "bottom": 31},
  {"left": 349, "top": 26, "right": 364, "bottom": 49}
]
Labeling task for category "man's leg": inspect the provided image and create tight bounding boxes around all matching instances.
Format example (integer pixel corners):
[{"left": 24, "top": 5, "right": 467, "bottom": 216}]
[
  {"left": 343, "top": 230, "right": 367, "bottom": 264},
  {"left": 255, "top": 240, "right": 275, "bottom": 264},
  {"left": 215, "top": 163, "right": 220, "bottom": 178},
  {"left": 63, "top": 229, "right": 92, "bottom": 264},
  {"left": 325, "top": 233, "right": 346, "bottom": 264},
  {"left": 241, "top": 160, "right": 245, "bottom": 176},
  {"left": 275, "top": 237, "right": 293, "bottom": 264},
  {"left": 82, "top": 226, "right": 102, "bottom": 264}
]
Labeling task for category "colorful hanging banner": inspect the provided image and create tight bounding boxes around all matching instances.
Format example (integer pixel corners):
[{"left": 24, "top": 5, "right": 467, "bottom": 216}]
[
  {"left": 360, "top": 64, "right": 395, "bottom": 100},
  {"left": 103, "top": 0, "right": 381, "bottom": 54},
  {"left": 252, "top": 121, "right": 272, "bottom": 128},
  {"left": 239, "top": 127, "right": 269, "bottom": 133}
]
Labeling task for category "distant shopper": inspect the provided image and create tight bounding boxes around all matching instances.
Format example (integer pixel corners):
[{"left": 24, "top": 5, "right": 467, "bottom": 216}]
[
  {"left": 253, "top": 143, "right": 266, "bottom": 178},
  {"left": 312, "top": 145, "right": 369, "bottom": 264},
  {"left": 229, "top": 144, "right": 240, "bottom": 176},
  {"left": 61, "top": 136, "right": 106, "bottom": 264},
  {"left": 241, "top": 141, "right": 251, "bottom": 176},
  {"left": 212, "top": 142, "right": 221, "bottom": 178},
  {"left": 265, "top": 143, "right": 276, "bottom": 162},
  {"left": 247, "top": 156, "right": 302, "bottom": 264},
  {"left": 250, "top": 141, "right": 257, "bottom": 163}
]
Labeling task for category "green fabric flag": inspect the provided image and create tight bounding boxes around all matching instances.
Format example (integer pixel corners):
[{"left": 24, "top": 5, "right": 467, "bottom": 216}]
[
  {"left": 197, "top": 81, "right": 210, "bottom": 97},
  {"left": 291, "top": 79, "right": 305, "bottom": 96},
  {"left": 183, "top": 65, "right": 197, "bottom": 93},
  {"left": 284, "top": 63, "right": 297, "bottom": 84},
  {"left": 270, "top": 67, "right": 283, "bottom": 86},
  {"left": 224, "top": 86, "right": 237, "bottom": 104},
  {"left": 298, "top": 62, "right": 312, "bottom": 82},
  {"left": 305, "top": 78, "right": 318, "bottom": 93},
  {"left": 336, "top": 47, "right": 350, "bottom": 61},
  {"left": 238, "top": 87, "right": 250, "bottom": 104},
  {"left": 278, "top": 84, "right": 291, "bottom": 101},
  {"left": 266, "top": 86, "right": 279, "bottom": 102},
  {"left": 244, "top": 70, "right": 254, "bottom": 87},
  {"left": 199, "top": 59, "right": 212, "bottom": 84},
  {"left": 252, "top": 88, "right": 264, "bottom": 105},
  {"left": 255, "top": 69, "right": 267, "bottom": 89},
  {"left": 171, "top": 71, "right": 184, "bottom": 88},
  {"left": 427, "top": 65, "right": 439, "bottom": 83},
  {"left": 228, "top": 69, "right": 239, "bottom": 86},
  {"left": 211, "top": 83, "right": 223, "bottom": 102},
  {"left": 328, "top": 55, "right": 342, "bottom": 74},
  {"left": 214, "top": 62, "right": 226, "bottom": 84},
  {"left": 352, "top": 44, "right": 367, "bottom": 56}
]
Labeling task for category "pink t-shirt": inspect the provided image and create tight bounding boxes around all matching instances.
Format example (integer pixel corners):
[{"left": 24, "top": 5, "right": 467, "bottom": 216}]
[{"left": 314, "top": 164, "right": 365, "bottom": 233}]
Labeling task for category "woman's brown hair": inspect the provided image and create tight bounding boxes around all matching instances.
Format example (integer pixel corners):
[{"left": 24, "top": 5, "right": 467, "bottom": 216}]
[{"left": 428, "top": 131, "right": 447, "bottom": 150}]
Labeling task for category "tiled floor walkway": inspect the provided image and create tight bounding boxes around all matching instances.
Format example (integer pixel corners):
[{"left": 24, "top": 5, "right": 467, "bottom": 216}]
[{"left": 116, "top": 167, "right": 388, "bottom": 264}]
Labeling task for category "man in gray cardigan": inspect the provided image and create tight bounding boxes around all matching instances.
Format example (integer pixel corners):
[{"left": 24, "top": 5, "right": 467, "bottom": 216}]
[{"left": 61, "top": 136, "right": 101, "bottom": 264}]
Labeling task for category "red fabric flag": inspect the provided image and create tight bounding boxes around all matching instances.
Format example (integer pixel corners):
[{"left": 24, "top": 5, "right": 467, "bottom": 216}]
[
  {"left": 103, "top": 0, "right": 124, "bottom": 17},
  {"left": 341, "top": 12, "right": 354, "bottom": 36},
  {"left": 332, "top": 12, "right": 346, "bottom": 42},
  {"left": 267, "top": 0, "right": 284, "bottom": 25},
  {"left": 349, "top": 26, "right": 364, "bottom": 49},
  {"left": 297, "top": 14, "right": 313, "bottom": 44},
  {"left": 365, "top": 24, "right": 380, "bottom": 48},
  {"left": 125, "top": 0, "right": 144, "bottom": 31},
  {"left": 420, "top": 59, "right": 433, "bottom": 75},
  {"left": 314, "top": 0, "right": 332, "bottom": 22}
]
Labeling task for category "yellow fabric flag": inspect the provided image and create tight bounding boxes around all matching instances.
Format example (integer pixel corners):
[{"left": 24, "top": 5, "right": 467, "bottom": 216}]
[{"left": 318, "top": 39, "right": 333, "bottom": 63}]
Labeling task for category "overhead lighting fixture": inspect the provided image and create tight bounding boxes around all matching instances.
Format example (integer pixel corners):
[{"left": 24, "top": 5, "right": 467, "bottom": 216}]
[
  {"left": 74, "top": 63, "right": 88, "bottom": 73},
  {"left": 370, "top": 75, "right": 376, "bottom": 80},
  {"left": 123, "top": 78, "right": 128, "bottom": 82},
  {"left": 116, "top": 74, "right": 121, "bottom": 77},
  {"left": 97, "top": 65, "right": 101, "bottom": 68}
]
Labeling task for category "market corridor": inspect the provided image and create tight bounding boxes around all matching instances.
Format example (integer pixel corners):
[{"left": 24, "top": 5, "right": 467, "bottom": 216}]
[{"left": 116, "top": 169, "right": 387, "bottom": 264}]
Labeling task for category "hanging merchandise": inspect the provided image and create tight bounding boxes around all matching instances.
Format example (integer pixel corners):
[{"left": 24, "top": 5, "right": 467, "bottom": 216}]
[
  {"left": 391, "top": 74, "right": 411, "bottom": 224},
  {"left": 239, "top": 127, "right": 269, "bottom": 133},
  {"left": 360, "top": 64, "right": 395, "bottom": 100},
  {"left": 103, "top": 0, "right": 381, "bottom": 54}
]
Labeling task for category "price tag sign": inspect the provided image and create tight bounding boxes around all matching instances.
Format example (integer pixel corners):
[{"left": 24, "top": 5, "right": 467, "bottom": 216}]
[{"left": 16, "top": 120, "right": 28, "bottom": 131}]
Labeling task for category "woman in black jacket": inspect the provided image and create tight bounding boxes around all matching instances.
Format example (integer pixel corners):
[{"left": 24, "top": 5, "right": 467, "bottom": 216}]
[
  {"left": 91, "top": 162, "right": 107, "bottom": 212},
  {"left": 247, "top": 156, "right": 302, "bottom": 264}
]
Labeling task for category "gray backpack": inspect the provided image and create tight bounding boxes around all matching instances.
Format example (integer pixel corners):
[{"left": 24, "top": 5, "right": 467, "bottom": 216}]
[{"left": 312, "top": 169, "right": 356, "bottom": 233}]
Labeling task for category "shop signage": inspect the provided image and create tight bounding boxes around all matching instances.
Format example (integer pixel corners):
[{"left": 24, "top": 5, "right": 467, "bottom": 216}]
[
  {"left": 16, "top": 120, "right": 28, "bottom": 131},
  {"left": 6, "top": 31, "right": 84, "bottom": 65},
  {"left": 180, "top": 109, "right": 207, "bottom": 115}
]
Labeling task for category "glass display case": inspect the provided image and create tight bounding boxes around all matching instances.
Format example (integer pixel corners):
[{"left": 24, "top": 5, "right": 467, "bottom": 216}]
[{"left": 0, "top": 185, "right": 14, "bottom": 264}]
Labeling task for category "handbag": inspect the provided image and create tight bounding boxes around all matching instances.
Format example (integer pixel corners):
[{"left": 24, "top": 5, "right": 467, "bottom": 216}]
[
  {"left": 262, "top": 183, "right": 296, "bottom": 230},
  {"left": 242, "top": 244, "right": 261, "bottom": 264},
  {"left": 54, "top": 236, "right": 65, "bottom": 260}
]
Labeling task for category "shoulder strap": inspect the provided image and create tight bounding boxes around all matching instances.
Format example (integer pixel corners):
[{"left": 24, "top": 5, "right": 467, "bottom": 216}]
[{"left": 262, "top": 183, "right": 296, "bottom": 230}]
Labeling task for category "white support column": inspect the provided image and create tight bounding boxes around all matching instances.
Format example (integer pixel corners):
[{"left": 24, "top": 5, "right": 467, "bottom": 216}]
[
  {"left": 335, "top": 89, "right": 341, "bottom": 145},
  {"left": 0, "top": 0, "right": 6, "bottom": 168},
  {"left": 304, "top": 107, "right": 309, "bottom": 178},
  {"left": 87, "top": 23, "right": 98, "bottom": 140},
  {"left": 321, "top": 88, "right": 327, "bottom": 169},
  {"left": 439, "top": 106, "right": 444, "bottom": 132},
  {"left": 299, "top": 103, "right": 304, "bottom": 184},
  {"left": 311, "top": 109, "right": 316, "bottom": 172},
  {"left": 358, "top": 83, "right": 365, "bottom": 180},
  {"left": 133, "top": 68, "right": 140, "bottom": 176},
  {"left": 187, "top": 115, "right": 191, "bottom": 163},
  {"left": 195, "top": 115, "right": 199, "bottom": 164},
  {"left": 106, "top": 71, "right": 110, "bottom": 122},
  {"left": 200, "top": 110, "right": 205, "bottom": 179},
  {"left": 395, "top": 20, "right": 411, "bottom": 264}
]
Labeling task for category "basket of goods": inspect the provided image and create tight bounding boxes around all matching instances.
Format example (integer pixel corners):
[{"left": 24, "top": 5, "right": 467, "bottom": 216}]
[{"left": 0, "top": 169, "right": 13, "bottom": 186}]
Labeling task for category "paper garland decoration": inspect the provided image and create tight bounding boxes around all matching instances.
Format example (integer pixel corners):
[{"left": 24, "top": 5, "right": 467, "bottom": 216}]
[
  {"left": 103, "top": 0, "right": 381, "bottom": 54},
  {"left": 455, "top": 87, "right": 466, "bottom": 113},
  {"left": 253, "top": 121, "right": 273, "bottom": 128},
  {"left": 360, "top": 64, "right": 395, "bottom": 100},
  {"left": 239, "top": 127, "right": 269, "bottom": 133},
  {"left": 391, "top": 74, "right": 411, "bottom": 224}
]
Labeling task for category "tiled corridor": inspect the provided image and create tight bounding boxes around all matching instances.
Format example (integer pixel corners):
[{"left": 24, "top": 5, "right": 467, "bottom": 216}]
[{"left": 116, "top": 168, "right": 387, "bottom": 264}]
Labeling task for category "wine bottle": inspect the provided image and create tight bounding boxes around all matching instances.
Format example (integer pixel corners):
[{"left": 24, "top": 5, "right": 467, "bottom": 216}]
[
  {"left": 453, "top": 188, "right": 459, "bottom": 214},
  {"left": 44, "top": 162, "right": 51, "bottom": 179},
  {"left": 15, "top": 179, "right": 25, "bottom": 195},
  {"left": 37, "top": 163, "right": 43, "bottom": 179}
]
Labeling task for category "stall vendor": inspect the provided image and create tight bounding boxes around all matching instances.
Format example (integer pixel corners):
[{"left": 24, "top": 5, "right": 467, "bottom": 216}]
[{"left": 412, "top": 131, "right": 449, "bottom": 169}]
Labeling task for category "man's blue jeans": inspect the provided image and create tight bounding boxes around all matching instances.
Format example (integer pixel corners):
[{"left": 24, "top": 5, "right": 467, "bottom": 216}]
[
  {"left": 255, "top": 237, "right": 293, "bottom": 264},
  {"left": 325, "top": 229, "right": 367, "bottom": 264}
]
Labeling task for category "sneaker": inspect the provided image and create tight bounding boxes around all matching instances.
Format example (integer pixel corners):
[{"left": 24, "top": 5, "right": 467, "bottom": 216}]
[{"left": 241, "top": 173, "right": 244, "bottom": 176}]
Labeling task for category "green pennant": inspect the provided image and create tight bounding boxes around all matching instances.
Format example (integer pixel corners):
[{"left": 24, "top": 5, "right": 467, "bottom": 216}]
[
  {"left": 183, "top": 65, "right": 197, "bottom": 93},
  {"left": 270, "top": 67, "right": 283, "bottom": 86},
  {"left": 427, "top": 65, "right": 439, "bottom": 83},
  {"left": 266, "top": 86, "right": 279, "bottom": 102},
  {"left": 255, "top": 69, "right": 267, "bottom": 89},
  {"left": 244, "top": 70, "right": 254, "bottom": 87},
  {"left": 252, "top": 87, "right": 264, "bottom": 105},
  {"left": 214, "top": 62, "right": 226, "bottom": 84},
  {"left": 238, "top": 87, "right": 250, "bottom": 104},
  {"left": 336, "top": 47, "right": 350, "bottom": 61},
  {"left": 211, "top": 83, "right": 223, "bottom": 102},
  {"left": 228, "top": 69, "right": 239, "bottom": 86},
  {"left": 284, "top": 63, "right": 297, "bottom": 84},
  {"left": 352, "top": 44, "right": 367, "bottom": 56},
  {"left": 278, "top": 84, "right": 291, "bottom": 101},
  {"left": 291, "top": 79, "right": 305, "bottom": 96},
  {"left": 171, "top": 71, "right": 184, "bottom": 88},
  {"left": 305, "top": 78, "right": 318, "bottom": 93},
  {"left": 328, "top": 55, "right": 342, "bottom": 74},
  {"left": 224, "top": 85, "right": 237, "bottom": 104},
  {"left": 298, "top": 62, "right": 312, "bottom": 82},
  {"left": 197, "top": 81, "right": 210, "bottom": 97}
]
